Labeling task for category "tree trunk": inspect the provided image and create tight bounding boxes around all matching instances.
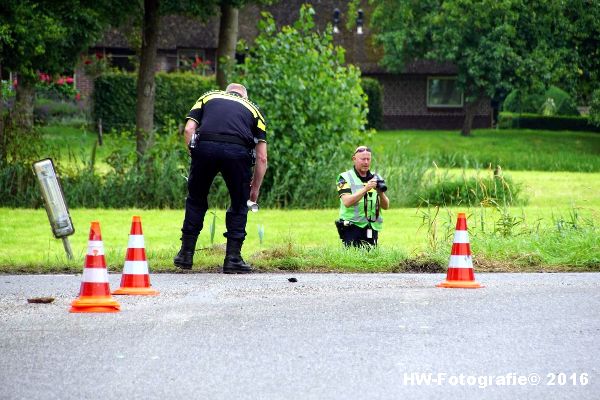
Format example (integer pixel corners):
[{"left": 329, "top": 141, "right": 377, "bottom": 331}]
[
  {"left": 2, "top": 75, "right": 36, "bottom": 162},
  {"left": 461, "top": 98, "right": 479, "bottom": 136},
  {"left": 12, "top": 76, "right": 35, "bottom": 133},
  {"left": 135, "top": 0, "right": 160, "bottom": 160},
  {"left": 216, "top": 3, "right": 239, "bottom": 90}
]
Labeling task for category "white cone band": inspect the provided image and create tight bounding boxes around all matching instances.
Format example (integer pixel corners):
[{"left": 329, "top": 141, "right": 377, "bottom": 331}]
[
  {"left": 453, "top": 230, "right": 469, "bottom": 244},
  {"left": 87, "top": 241, "right": 104, "bottom": 256},
  {"left": 449, "top": 255, "right": 473, "bottom": 268},
  {"left": 127, "top": 234, "right": 145, "bottom": 248},
  {"left": 122, "top": 260, "right": 149, "bottom": 274},
  {"left": 82, "top": 267, "right": 109, "bottom": 283}
]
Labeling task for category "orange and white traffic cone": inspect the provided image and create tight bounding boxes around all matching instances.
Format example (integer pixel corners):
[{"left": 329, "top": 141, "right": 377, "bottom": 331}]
[
  {"left": 70, "top": 221, "right": 121, "bottom": 313},
  {"left": 437, "top": 213, "right": 484, "bottom": 289},
  {"left": 113, "top": 216, "right": 159, "bottom": 296}
]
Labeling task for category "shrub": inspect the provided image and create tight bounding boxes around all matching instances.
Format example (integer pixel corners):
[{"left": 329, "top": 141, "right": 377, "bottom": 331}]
[
  {"left": 361, "top": 77, "right": 383, "bottom": 129},
  {"left": 503, "top": 86, "right": 579, "bottom": 116},
  {"left": 590, "top": 88, "right": 600, "bottom": 128},
  {"left": 35, "top": 73, "right": 78, "bottom": 101},
  {"left": 498, "top": 112, "right": 600, "bottom": 132},
  {"left": 416, "top": 172, "right": 526, "bottom": 207},
  {"left": 232, "top": 5, "right": 368, "bottom": 207},
  {"left": 34, "top": 98, "right": 86, "bottom": 126},
  {"left": 93, "top": 72, "right": 216, "bottom": 131}
]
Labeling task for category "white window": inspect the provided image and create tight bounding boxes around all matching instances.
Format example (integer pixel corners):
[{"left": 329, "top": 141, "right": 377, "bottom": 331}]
[{"left": 427, "top": 77, "right": 464, "bottom": 108}]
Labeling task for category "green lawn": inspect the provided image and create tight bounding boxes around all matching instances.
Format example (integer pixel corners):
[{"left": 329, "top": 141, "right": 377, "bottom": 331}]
[
  {"left": 370, "top": 129, "right": 600, "bottom": 172},
  {"left": 1, "top": 199, "right": 597, "bottom": 273},
  {"left": 40, "top": 125, "right": 131, "bottom": 172},
  {"left": 41, "top": 126, "right": 600, "bottom": 173},
  {"left": 3, "top": 126, "right": 595, "bottom": 273}
]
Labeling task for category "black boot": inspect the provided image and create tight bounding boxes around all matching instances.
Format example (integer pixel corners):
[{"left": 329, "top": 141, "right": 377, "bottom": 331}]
[
  {"left": 173, "top": 234, "right": 198, "bottom": 270},
  {"left": 223, "top": 238, "right": 253, "bottom": 274}
]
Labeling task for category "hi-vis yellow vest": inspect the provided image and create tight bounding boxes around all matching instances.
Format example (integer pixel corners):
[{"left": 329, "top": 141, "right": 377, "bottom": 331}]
[{"left": 338, "top": 168, "right": 383, "bottom": 231}]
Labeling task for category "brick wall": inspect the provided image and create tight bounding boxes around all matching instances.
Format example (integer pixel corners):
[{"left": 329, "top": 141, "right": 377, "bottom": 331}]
[
  {"left": 370, "top": 73, "right": 492, "bottom": 130},
  {"left": 74, "top": 65, "right": 94, "bottom": 107}
]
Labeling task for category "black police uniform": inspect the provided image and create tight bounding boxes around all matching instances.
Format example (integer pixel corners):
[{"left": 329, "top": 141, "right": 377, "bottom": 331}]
[{"left": 181, "top": 89, "right": 266, "bottom": 243}]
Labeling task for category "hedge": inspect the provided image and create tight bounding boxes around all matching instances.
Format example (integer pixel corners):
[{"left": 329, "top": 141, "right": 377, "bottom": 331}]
[
  {"left": 361, "top": 77, "right": 383, "bottom": 130},
  {"left": 93, "top": 72, "right": 216, "bottom": 131},
  {"left": 498, "top": 112, "right": 600, "bottom": 132}
]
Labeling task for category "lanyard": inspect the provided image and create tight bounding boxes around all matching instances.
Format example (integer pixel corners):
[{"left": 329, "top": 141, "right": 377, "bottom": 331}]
[{"left": 363, "top": 191, "right": 380, "bottom": 223}]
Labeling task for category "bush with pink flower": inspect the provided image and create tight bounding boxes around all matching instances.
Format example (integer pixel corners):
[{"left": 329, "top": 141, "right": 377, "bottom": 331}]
[{"left": 35, "top": 71, "right": 79, "bottom": 101}]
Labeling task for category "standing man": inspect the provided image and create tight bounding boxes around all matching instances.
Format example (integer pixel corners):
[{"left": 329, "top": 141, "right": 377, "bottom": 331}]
[
  {"left": 336, "top": 146, "right": 389, "bottom": 247},
  {"left": 174, "top": 83, "right": 267, "bottom": 273}
]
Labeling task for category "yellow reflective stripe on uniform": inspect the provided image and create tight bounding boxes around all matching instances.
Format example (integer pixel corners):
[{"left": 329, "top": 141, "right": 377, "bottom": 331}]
[
  {"left": 257, "top": 119, "right": 266, "bottom": 132},
  {"left": 190, "top": 90, "right": 221, "bottom": 111},
  {"left": 201, "top": 93, "right": 262, "bottom": 119}
]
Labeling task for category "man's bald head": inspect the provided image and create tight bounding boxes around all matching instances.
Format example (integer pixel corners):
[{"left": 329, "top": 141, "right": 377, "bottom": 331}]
[{"left": 226, "top": 83, "right": 248, "bottom": 99}]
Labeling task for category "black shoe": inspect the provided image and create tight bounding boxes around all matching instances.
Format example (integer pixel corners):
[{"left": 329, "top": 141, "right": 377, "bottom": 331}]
[
  {"left": 223, "top": 238, "right": 253, "bottom": 274},
  {"left": 223, "top": 257, "right": 253, "bottom": 274},
  {"left": 173, "top": 234, "right": 198, "bottom": 270}
]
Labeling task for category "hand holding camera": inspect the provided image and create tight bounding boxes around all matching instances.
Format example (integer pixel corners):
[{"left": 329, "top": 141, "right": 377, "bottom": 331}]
[
  {"left": 374, "top": 174, "right": 387, "bottom": 193},
  {"left": 366, "top": 174, "right": 387, "bottom": 193}
]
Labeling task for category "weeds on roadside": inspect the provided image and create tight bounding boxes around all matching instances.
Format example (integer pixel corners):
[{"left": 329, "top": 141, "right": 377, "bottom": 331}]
[{"left": 417, "top": 200, "right": 599, "bottom": 270}]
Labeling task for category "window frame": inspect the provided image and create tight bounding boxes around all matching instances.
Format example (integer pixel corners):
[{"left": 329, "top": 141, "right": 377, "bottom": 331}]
[{"left": 426, "top": 76, "right": 464, "bottom": 108}]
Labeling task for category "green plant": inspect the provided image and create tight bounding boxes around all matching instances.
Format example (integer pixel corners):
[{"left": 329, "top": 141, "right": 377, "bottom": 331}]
[
  {"left": 33, "top": 98, "right": 86, "bottom": 126},
  {"left": 503, "top": 86, "right": 579, "bottom": 116},
  {"left": 35, "top": 73, "right": 78, "bottom": 101},
  {"left": 1, "top": 80, "right": 15, "bottom": 103},
  {"left": 258, "top": 224, "right": 265, "bottom": 245},
  {"left": 209, "top": 210, "right": 217, "bottom": 246},
  {"left": 415, "top": 169, "right": 526, "bottom": 208},
  {"left": 231, "top": 4, "right": 368, "bottom": 208},
  {"left": 81, "top": 52, "right": 111, "bottom": 78},
  {"left": 498, "top": 112, "right": 599, "bottom": 132},
  {"left": 590, "top": 88, "right": 600, "bottom": 128},
  {"left": 93, "top": 72, "right": 216, "bottom": 131},
  {"left": 494, "top": 206, "right": 525, "bottom": 237},
  {"left": 361, "top": 77, "right": 383, "bottom": 129}
]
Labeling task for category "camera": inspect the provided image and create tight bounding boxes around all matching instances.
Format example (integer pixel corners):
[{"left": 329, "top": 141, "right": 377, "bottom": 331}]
[{"left": 374, "top": 174, "right": 387, "bottom": 193}]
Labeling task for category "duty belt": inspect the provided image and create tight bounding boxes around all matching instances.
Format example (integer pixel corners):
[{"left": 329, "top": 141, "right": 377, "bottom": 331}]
[{"left": 196, "top": 132, "right": 249, "bottom": 147}]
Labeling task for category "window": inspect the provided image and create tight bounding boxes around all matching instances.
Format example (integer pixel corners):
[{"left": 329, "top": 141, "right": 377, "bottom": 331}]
[{"left": 427, "top": 77, "right": 464, "bottom": 108}]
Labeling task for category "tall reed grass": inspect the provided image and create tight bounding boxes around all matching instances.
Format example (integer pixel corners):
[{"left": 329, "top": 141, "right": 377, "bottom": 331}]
[{"left": 0, "top": 127, "right": 532, "bottom": 209}]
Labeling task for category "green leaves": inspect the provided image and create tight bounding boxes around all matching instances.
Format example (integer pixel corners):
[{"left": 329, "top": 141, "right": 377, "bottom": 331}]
[
  {"left": 1, "top": 1, "right": 135, "bottom": 78},
  {"left": 370, "top": 0, "right": 594, "bottom": 105},
  {"left": 232, "top": 4, "right": 368, "bottom": 207}
]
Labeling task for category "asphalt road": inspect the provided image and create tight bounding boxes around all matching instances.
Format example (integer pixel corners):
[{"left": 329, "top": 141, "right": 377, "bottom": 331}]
[{"left": 1, "top": 273, "right": 599, "bottom": 400}]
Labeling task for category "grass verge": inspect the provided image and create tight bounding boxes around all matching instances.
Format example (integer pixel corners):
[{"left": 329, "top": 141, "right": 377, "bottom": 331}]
[
  {"left": 1, "top": 206, "right": 597, "bottom": 274},
  {"left": 370, "top": 129, "right": 600, "bottom": 172}
]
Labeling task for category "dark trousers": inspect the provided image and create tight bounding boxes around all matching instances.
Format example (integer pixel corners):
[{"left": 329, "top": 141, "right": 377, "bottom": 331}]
[
  {"left": 341, "top": 224, "right": 378, "bottom": 248},
  {"left": 181, "top": 141, "right": 252, "bottom": 240}
]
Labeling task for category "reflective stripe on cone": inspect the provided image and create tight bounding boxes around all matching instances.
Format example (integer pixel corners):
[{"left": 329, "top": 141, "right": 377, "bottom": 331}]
[
  {"left": 113, "top": 216, "right": 159, "bottom": 296},
  {"left": 70, "top": 221, "right": 120, "bottom": 313},
  {"left": 437, "top": 213, "right": 483, "bottom": 289}
]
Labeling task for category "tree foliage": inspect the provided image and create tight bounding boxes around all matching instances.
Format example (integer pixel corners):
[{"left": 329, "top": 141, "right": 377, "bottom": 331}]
[
  {"left": 0, "top": 0, "right": 131, "bottom": 81},
  {"left": 559, "top": 0, "right": 600, "bottom": 103},
  {"left": 370, "top": 0, "right": 593, "bottom": 134},
  {"left": 232, "top": 5, "right": 368, "bottom": 207},
  {"left": 0, "top": 0, "right": 133, "bottom": 160},
  {"left": 503, "top": 86, "right": 579, "bottom": 116}
]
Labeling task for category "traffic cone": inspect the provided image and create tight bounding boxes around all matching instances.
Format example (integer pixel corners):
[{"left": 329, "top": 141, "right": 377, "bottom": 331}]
[
  {"left": 437, "top": 213, "right": 484, "bottom": 289},
  {"left": 113, "top": 216, "right": 159, "bottom": 296},
  {"left": 70, "top": 221, "right": 121, "bottom": 313}
]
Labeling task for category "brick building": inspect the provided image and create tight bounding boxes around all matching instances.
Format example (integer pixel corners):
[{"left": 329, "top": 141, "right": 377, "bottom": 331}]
[{"left": 80, "top": 0, "right": 492, "bottom": 130}]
